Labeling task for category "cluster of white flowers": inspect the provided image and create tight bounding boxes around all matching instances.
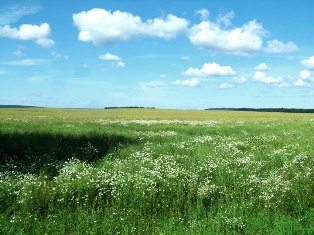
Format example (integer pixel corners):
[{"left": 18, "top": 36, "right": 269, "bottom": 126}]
[
  {"left": 95, "top": 119, "right": 219, "bottom": 127},
  {"left": 134, "top": 130, "right": 178, "bottom": 138}
]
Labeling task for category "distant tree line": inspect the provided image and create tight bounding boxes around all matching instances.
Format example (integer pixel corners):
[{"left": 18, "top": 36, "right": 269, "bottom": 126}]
[
  {"left": 0, "top": 105, "right": 41, "bottom": 108},
  {"left": 104, "top": 106, "right": 155, "bottom": 109},
  {"left": 205, "top": 108, "right": 314, "bottom": 113}
]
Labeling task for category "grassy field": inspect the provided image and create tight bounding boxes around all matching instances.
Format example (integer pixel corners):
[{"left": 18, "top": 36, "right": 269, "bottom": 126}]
[{"left": 1, "top": 108, "right": 314, "bottom": 234}]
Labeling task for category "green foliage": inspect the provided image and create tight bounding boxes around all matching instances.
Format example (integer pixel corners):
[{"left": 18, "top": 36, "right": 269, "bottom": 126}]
[{"left": 1, "top": 108, "right": 314, "bottom": 234}]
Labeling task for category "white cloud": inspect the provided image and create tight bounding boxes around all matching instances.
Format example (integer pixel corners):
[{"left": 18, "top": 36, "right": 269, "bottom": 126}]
[
  {"left": 299, "top": 69, "right": 314, "bottom": 85},
  {"left": 0, "top": 3, "right": 41, "bottom": 25},
  {"left": 253, "top": 64, "right": 310, "bottom": 88},
  {"left": 174, "top": 78, "right": 199, "bottom": 87},
  {"left": 189, "top": 20, "right": 267, "bottom": 54},
  {"left": 99, "top": 53, "right": 121, "bottom": 61},
  {"left": 219, "top": 83, "right": 234, "bottom": 89},
  {"left": 253, "top": 69, "right": 289, "bottom": 86},
  {"left": 253, "top": 71, "right": 282, "bottom": 84},
  {"left": 114, "top": 61, "right": 125, "bottom": 68},
  {"left": 36, "top": 38, "right": 54, "bottom": 47},
  {"left": 216, "top": 11, "right": 235, "bottom": 26},
  {"left": 261, "top": 76, "right": 283, "bottom": 84},
  {"left": 99, "top": 53, "right": 125, "bottom": 68},
  {"left": 189, "top": 12, "right": 297, "bottom": 55},
  {"left": 196, "top": 9, "right": 209, "bottom": 21},
  {"left": 301, "top": 56, "right": 314, "bottom": 70},
  {"left": 253, "top": 68, "right": 311, "bottom": 88},
  {"left": 182, "top": 62, "right": 236, "bottom": 77},
  {"left": 254, "top": 71, "right": 265, "bottom": 80},
  {"left": 275, "top": 76, "right": 312, "bottom": 88},
  {"left": 0, "top": 23, "right": 54, "bottom": 47},
  {"left": 255, "top": 63, "right": 268, "bottom": 71},
  {"left": 159, "top": 74, "right": 167, "bottom": 79},
  {"left": 300, "top": 70, "right": 311, "bottom": 80},
  {"left": 293, "top": 79, "right": 310, "bottom": 87},
  {"left": 264, "top": 40, "right": 298, "bottom": 53},
  {"left": 231, "top": 76, "right": 247, "bottom": 84},
  {"left": 220, "top": 76, "right": 247, "bottom": 88},
  {"left": 73, "top": 8, "right": 188, "bottom": 45},
  {"left": 1, "top": 59, "right": 48, "bottom": 66}
]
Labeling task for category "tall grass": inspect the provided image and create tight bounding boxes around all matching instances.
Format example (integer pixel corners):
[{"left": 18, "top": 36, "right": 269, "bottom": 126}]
[{"left": 1, "top": 109, "right": 314, "bottom": 234}]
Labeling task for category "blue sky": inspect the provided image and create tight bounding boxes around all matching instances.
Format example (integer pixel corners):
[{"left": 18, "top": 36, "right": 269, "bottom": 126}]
[{"left": 1, "top": 0, "right": 314, "bottom": 109}]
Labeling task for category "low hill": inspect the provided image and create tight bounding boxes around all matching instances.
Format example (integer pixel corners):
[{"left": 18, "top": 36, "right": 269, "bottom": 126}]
[{"left": 0, "top": 105, "right": 42, "bottom": 108}]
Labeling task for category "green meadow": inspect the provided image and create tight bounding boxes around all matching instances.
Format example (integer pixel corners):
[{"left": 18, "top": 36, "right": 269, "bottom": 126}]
[{"left": 1, "top": 108, "right": 314, "bottom": 234}]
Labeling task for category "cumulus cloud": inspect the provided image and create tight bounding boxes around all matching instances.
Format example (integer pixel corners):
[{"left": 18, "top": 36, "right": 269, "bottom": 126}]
[
  {"left": 189, "top": 19, "right": 267, "bottom": 54},
  {"left": 99, "top": 53, "right": 125, "bottom": 68},
  {"left": 254, "top": 71, "right": 266, "bottom": 80},
  {"left": 301, "top": 56, "right": 314, "bottom": 70},
  {"left": 182, "top": 62, "right": 236, "bottom": 77},
  {"left": 99, "top": 53, "right": 121, "bottom": 61},
  {"left": 189, "top": 12, "right": 297, "bottom": 55},
  {"left": 1, "top": 59, "right": 48, "bottom": 66},
  {"left": 0, "top": 23, "right": 54, "bottom": 47},
  {"left": 253, "top": 71, "right": 282, "bottom": 84},
  {"left": 255, "top": 63, "right": 268, "bottom": 71},
  {"left": 114, "top": 61, "right": 125, "bottom": 68},
  {"left": 219, "top": 83, "right": 234, "bottom": 89},
  {"left": 219, "top": 76, "right": 247, "bottom": 89},
  {"left": 298, "top": 57, "right": 314, "bottom": 84},
  {"left": 216, "top": 11, "right": 235, "bottom": 26},
  {"left": 264, "top": 40, "right": 298, "bottom": 53},
  {"left": 196, "top": 9, "right": 209, "bottom": 21},
  {"left": 73, "top": 8, "right": 188, "bottom": 45},
  {"left": 293, "top": 79, "right": 310, "bottom": 87},
  {"left": 252, "top": 63, "right": 311, "bottom": 88},
  {"left": 253, "top": 63, "right": 286, "bottom": 85},
  {"left": 174, "top": 78, "right": 199, "bottom": 87},
  {"left": 300, "top": 70, "right": 311, "bottom": 80}
]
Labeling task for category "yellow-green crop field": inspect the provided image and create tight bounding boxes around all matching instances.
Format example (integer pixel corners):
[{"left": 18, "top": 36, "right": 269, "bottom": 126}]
[
  {"left": 1, "top": 107, "right": 314, "bottom": 122},
  {"left": 1, "top": 108, "right": 314, "bottom": 234}
]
